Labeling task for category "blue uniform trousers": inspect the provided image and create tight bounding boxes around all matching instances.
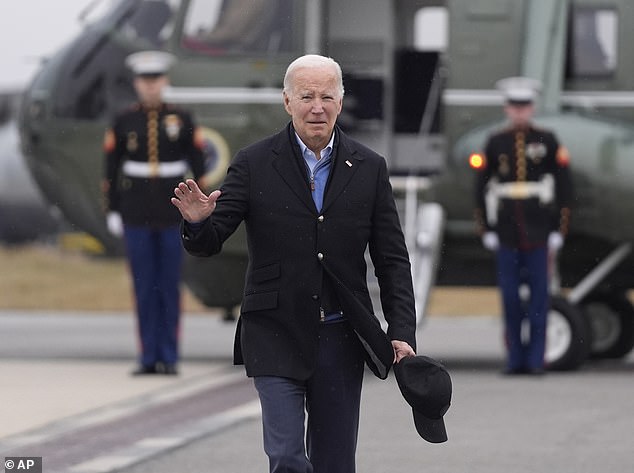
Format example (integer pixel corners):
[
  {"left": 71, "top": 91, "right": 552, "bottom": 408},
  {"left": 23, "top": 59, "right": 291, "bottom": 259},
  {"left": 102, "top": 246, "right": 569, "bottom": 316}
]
[
  {"left": 253, "top": 320, "right": 366, "bottom": 473},
  {"left": 124, "top": 225, "right": 183, "bottom": 367},
  {"left": 495, "top": 246, "right": 549, "bottom": 371}
]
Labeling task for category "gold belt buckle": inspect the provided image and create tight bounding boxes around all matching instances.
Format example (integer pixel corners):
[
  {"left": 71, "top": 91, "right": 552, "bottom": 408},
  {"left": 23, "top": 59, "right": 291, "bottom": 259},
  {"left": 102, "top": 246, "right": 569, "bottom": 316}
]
[
  {"left": 509, "top": 182, "right": 528, "bottom": 199},
  {"left": 149, "top": 161, "right": 159, "bottom": 178}
]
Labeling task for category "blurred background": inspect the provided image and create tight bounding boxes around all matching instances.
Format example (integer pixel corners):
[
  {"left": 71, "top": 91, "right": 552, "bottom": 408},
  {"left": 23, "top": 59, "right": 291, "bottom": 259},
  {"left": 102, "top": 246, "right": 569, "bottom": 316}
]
[
  {"left": 2, "top": 0, "right": 634, "bottom": 371},
  {"left": 0, "top": 0, "right": 491, "bottom": 314},
  {"left": 0, "top": 1, "right": 210, "bottom": 312}
]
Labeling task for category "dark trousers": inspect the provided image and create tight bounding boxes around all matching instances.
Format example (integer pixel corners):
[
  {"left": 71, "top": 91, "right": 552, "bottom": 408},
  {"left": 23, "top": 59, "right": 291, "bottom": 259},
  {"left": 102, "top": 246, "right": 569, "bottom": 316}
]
[
  {"left": 496, "top": 245, "right": 549, "bottom": 370},
  {"left": 124, "top": 225, "right": 183, "bottom": 367},
  {"left": 253, "top": 321, "right": 366, "bottom": 473}
]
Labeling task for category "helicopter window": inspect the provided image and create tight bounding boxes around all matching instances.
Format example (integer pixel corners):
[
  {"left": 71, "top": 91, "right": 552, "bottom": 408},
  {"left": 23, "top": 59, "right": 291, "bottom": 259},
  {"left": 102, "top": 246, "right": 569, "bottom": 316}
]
[
  {"left": 567, "top": 7, "right": 617, "bottom": 78},
  {"left": 413, "top": 7, "right": 448, "bottom": 52},
  {"left": 78, "top": 0, "right": 120, "bottom": 25},
  {"left": 180, "top": 0, "right": 294, "bottom": 55},
  {"left": 117, "top": 0, "right": 180, "bottom": 48},
  {"left": 53, "top": 0, "right": 182, "bottom": 120}
]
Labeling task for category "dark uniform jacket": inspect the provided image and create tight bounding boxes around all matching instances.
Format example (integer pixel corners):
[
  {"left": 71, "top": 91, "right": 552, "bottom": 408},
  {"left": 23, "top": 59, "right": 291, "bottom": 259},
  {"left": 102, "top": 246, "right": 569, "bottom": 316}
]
[
  {"left": 104, "top": 103, "right": 206, "bottom": 228},
  {"left": 474, "top": 124, "right": 572, "bottom": 249},
  {"left": 182, "top": 123, "right": 417, "bottom": 380}
]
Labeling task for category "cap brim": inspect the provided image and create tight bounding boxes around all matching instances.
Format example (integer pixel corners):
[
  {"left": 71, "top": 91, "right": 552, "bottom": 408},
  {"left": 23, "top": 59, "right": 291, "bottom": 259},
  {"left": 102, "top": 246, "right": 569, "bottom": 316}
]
[
  {"left": 135, "top": 72, "right": 166, "bottom": 78},
  {"left": 412, "top": 408, "right": 447, "bottom": 443},
  {"left": 506, "top": 98, "right": 533, "bottom": 106}
]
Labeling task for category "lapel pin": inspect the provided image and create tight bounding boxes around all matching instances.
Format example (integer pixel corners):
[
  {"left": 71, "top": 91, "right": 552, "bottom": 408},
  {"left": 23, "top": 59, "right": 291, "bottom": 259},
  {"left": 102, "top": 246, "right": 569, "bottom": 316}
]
[{"left": 345, "top": 160, "right": 352, "bottom": 167}]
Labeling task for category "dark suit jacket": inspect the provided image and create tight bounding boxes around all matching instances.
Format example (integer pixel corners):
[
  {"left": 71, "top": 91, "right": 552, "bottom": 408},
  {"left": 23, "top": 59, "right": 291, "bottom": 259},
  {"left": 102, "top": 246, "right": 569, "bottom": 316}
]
[{"left": 182, "top": 123, "right": 417, "bottom": 380}]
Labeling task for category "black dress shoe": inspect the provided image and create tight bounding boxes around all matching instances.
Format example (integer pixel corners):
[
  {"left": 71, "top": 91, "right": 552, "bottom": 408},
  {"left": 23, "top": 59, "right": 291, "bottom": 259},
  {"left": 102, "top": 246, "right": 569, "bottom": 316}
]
[
  {"left": 501, "top": 367, "right": 526, "bottom": 376},
  {"left": 131, "top": 365, "right": 158, "bottom": 376},
  {"left": 526, "top": 367, "right": 546, "bottom": 376},
  {"left": 162, "top": 364, "right": 179, "bottom": 375}
]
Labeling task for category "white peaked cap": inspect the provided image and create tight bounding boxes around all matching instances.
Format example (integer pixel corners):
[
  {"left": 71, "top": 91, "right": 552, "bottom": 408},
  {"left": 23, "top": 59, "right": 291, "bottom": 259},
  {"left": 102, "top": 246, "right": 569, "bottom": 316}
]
[
  {"left": 495, "top": 76, "right": 542, "bottom": 104},
  {"left": 125, "top": 50, "right": 176, "bottom": 76}
]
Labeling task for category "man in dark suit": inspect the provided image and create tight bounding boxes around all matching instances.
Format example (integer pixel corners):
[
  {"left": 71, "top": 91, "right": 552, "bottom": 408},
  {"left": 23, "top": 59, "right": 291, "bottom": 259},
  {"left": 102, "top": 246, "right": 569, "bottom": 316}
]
[{"left": 171, "top": 54, "right": 417, "bottom": 473}]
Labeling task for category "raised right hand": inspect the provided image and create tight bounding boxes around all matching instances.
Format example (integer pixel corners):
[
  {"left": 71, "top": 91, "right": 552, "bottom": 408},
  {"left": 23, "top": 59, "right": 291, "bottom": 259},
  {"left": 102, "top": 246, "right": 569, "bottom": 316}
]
[{"left": 171, "top": 178, "right": 221, "bottom": 223}]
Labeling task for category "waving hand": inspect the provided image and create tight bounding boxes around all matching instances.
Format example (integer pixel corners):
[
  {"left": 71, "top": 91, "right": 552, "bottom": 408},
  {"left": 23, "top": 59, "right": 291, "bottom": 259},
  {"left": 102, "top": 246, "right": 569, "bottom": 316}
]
[{"left": 171, "top": 179, "right": 221, "bottom": 223}]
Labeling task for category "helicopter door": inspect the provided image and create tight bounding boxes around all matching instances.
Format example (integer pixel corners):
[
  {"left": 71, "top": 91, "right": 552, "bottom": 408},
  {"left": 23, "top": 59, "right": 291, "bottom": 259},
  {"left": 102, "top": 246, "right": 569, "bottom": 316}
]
[{"left": 392, "top": 5, "right": 448, "bottom": 175}]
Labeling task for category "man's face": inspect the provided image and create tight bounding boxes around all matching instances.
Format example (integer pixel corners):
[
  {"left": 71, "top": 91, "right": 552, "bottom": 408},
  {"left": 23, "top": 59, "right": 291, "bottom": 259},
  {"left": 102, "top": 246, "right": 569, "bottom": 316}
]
[
  {"left": 504, "top": 102, "right": 535, "bottom": 127},
  {"left": 283, "top": 66, "right": 343, "bottom": 152},
  {"left": 133, "top": 75, "right": 169, "bottom": 106}
]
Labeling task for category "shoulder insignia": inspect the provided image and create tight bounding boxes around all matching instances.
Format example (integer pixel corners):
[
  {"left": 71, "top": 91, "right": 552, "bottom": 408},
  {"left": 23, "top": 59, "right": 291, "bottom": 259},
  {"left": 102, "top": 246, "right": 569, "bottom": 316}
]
[
  {"left": 556, "top": 146, "right": 570, "bottom": 167},
  {"left": 103, "top": 129, "right": 116, "bottom": 153},
  {"left": 193, "top": 126, "right": 205, "bottom": 149}
]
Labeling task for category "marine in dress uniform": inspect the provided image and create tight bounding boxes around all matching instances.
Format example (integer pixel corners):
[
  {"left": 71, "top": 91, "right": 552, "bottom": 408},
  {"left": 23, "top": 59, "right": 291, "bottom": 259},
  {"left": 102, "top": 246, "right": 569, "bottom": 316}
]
[
  {"left": 473, "top": 77, "right": 573, "bottom": 375},
  {"left": 102, "top": 51, "right": 206, "bottom": 375}
]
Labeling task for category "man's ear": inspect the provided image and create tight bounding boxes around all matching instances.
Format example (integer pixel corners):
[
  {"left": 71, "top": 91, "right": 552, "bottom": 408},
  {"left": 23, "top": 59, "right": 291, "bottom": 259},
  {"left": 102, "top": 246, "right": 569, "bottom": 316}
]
[{"left": 283, "top": 92, "right": 292, "bottom": 115}]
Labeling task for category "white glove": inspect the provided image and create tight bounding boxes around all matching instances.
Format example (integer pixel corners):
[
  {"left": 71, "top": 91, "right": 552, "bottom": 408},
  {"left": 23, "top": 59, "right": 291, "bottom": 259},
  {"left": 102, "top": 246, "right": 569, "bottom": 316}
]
[
  {"left": 482, "top": 231, "right": 499, "bottom": 251},
  {"left": 548, "top": 232, "right": 564, "bottom": 252},
  {"left": 106, "top": 211, "right": 123, "bottom": 237}
]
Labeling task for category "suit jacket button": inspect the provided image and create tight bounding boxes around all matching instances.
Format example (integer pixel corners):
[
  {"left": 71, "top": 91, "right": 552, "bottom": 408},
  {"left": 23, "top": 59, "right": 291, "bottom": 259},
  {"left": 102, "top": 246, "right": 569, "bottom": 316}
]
[
  {"left": 318, "top": 215, "right": 324, "bottom": 222},
  {"left": 312, "top": 294, "right": 319, "bottom": 300},
  {"left": 317, "top": 252, "right": 324, "bottom": 260}
]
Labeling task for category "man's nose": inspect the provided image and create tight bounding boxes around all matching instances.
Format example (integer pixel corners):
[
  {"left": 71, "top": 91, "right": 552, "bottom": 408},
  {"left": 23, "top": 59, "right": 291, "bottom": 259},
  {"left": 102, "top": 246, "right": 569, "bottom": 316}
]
[{"left": 311, "top": 100, "right": 325, "bottom": 112}]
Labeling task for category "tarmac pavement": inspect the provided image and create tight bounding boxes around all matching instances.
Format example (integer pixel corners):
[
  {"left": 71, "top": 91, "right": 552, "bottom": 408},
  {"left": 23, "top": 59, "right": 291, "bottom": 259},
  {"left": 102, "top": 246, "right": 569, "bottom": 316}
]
[{"left": 1, "top": 309, "right": 633, "bottom": 473}]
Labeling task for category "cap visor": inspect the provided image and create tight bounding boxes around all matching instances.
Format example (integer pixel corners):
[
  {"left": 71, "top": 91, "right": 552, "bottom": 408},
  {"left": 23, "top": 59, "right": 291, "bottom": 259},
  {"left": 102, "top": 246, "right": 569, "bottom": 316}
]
[
  {"left": 413, "top": 408, "right": 447, "bottom": 443},
  {"left": 136, "top": 72, "right": 165, "bottom": 78},
  {"left": 506, "top": 99, "right": 533, "bottom": 106}
]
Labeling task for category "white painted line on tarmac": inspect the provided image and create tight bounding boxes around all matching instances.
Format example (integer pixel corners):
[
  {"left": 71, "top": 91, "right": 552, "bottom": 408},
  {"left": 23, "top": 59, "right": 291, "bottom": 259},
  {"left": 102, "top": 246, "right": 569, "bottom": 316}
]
[
  {"left": 0, "top": 366, "right": 245, "bottom": 452},
  {"left": 67, "top": 400, "right": 261, "bottom": 473},
  {"left": 135, "top": 437, "right": 183, "bottom": 448},
  {"left": 68, "top": 455, "right": 134, "bottom": 473}
]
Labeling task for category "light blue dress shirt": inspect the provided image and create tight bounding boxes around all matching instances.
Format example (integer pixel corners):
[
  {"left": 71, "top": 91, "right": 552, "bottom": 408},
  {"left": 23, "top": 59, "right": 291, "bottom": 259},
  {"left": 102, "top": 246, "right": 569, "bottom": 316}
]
[{"left": 295, "top": 132, "right": 335, "bottom": 212}]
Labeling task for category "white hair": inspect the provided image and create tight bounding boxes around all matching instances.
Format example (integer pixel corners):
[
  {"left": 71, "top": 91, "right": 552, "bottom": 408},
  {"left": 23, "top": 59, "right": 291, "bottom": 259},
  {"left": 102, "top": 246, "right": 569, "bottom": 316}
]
[{"left": 283, "top": 54, "right": 345, "bottom": 98}]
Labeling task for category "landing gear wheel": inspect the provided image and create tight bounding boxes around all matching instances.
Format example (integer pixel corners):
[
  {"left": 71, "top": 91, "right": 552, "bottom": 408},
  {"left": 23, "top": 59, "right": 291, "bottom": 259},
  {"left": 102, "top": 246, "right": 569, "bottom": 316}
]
[
  {"left": 582, "top": 290, "right": 634, "bottom": 359},
  {"left": 545, "top": 296, "right": 592, "bottom": 371}
]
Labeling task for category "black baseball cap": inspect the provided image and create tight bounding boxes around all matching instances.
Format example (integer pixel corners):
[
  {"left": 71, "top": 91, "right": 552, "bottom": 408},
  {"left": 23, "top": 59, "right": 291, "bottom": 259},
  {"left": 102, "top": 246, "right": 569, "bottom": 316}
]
[{"left": 394, "top": 355, "right": 452, "bottom": 443}]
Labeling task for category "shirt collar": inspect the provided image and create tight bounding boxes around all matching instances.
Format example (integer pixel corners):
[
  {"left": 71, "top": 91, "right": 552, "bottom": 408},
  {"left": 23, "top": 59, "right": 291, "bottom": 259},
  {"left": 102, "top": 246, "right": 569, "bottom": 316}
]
[{"left": 294, "top": 131, "right": 335, "bottom": 161}]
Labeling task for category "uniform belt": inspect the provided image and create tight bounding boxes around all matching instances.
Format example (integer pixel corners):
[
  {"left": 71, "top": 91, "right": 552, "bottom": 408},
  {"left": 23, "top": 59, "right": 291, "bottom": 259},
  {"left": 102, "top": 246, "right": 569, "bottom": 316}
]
[
  {"left": 484, "top": 175, "right": 554, "bottom": 225},
  {"left": 494, "top": 176, "right": 554, "bottom": 201},
  {"left": 122, "top": 160, "right": 188, "bottom": 178}
]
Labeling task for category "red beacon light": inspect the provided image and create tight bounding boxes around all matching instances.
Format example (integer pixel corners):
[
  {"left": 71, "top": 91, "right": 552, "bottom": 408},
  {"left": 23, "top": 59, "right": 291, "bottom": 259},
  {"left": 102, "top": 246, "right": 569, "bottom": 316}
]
[{"left": 469, "top": 153, "right": 485, "bottom": 169}]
